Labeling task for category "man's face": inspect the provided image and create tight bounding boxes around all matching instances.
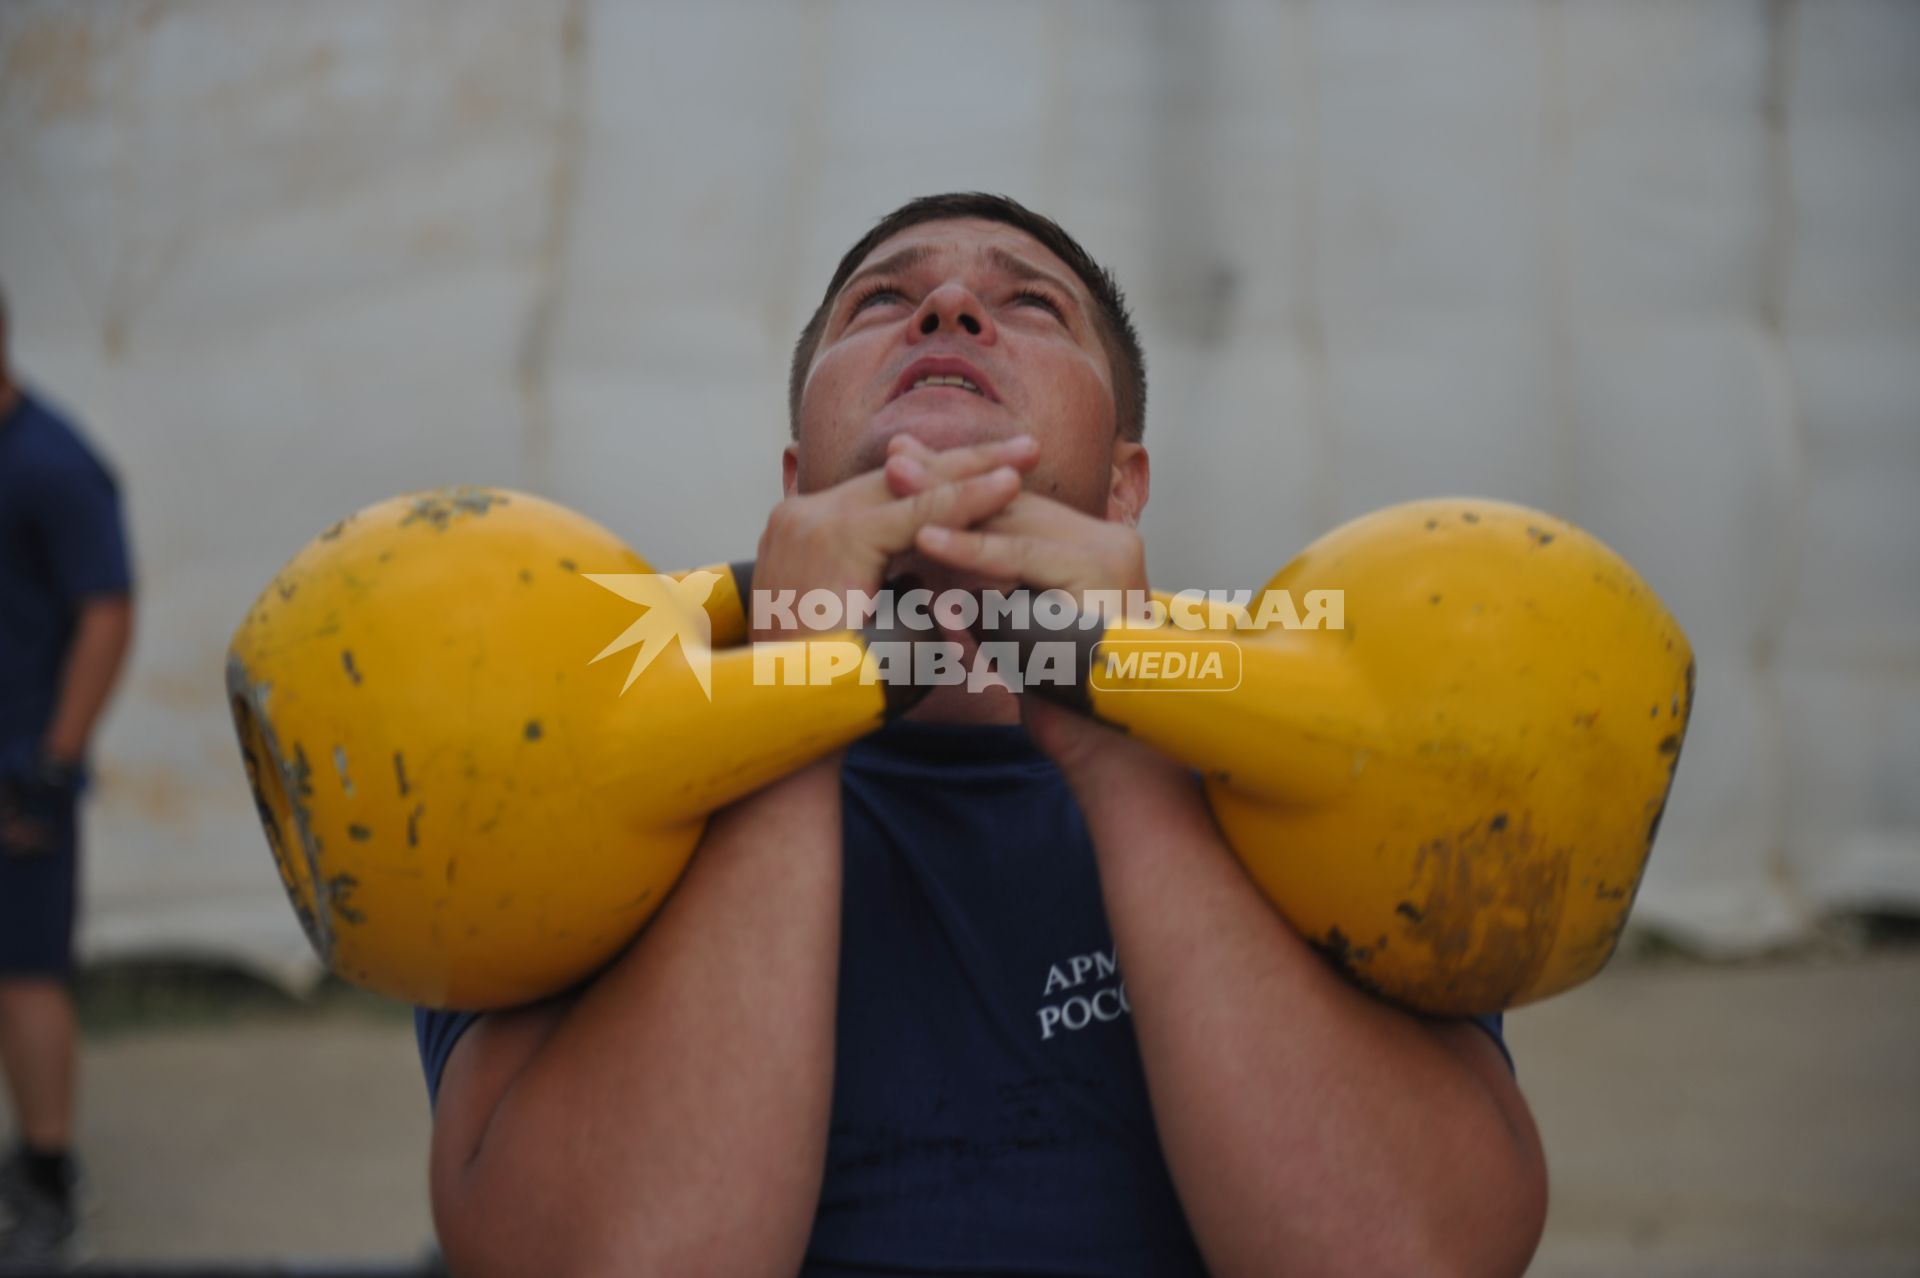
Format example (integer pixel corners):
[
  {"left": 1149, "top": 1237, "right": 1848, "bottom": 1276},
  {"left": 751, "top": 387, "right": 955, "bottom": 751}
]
[{"left": 789, "top": 218, "right": 1125, "bottom": 518}]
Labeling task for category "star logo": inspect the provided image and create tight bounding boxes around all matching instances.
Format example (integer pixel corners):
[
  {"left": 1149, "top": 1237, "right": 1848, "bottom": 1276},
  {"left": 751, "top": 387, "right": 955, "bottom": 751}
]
[{"left": 582, "top": 571, "right": 725, "bottom": 700}]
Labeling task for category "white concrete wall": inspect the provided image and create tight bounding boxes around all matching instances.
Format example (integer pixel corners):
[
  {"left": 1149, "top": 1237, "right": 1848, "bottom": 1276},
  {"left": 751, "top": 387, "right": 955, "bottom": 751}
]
[{"left": 1, "top": 0, "right": 1913, "bottom": 979}]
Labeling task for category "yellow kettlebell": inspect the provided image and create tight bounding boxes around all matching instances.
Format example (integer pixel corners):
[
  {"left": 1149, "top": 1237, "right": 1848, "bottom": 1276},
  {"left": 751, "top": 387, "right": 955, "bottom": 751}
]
[
  {"left": 227, "top": 487, "right": 1692, "bottom": 1014},
  {"left": 1044, "top": 501, "right": 1693, "bottom": 1013},
  {"left": 226, "top": 488, "right": 912, "bottom": 1009}
]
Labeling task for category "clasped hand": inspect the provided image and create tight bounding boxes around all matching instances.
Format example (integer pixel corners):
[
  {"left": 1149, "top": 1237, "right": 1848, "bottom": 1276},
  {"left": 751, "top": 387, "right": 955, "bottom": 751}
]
[{"left": 883, "top": 435, "right": 1169, "bottom": 785}]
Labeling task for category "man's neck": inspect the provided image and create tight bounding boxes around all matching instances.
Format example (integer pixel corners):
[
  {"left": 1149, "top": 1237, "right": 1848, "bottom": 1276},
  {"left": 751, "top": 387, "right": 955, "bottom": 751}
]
[
  {"left": 906, "top": 681, "right": 1023, "bottom": 726},
  {"left": 0, "top": 377, "right": 18, "bottom": 419},
  {"left": 899, "top": 619, "right": 1023, "bottom": 726},
  {"left": 873, "top": 562, "right": 1027, "bottom": 727}
]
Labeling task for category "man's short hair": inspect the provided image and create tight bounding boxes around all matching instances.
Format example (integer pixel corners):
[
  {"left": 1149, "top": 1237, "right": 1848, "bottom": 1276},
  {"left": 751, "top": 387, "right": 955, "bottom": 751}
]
[{"left": 789, "top": 193, "right": 1146, "bottom": 442}]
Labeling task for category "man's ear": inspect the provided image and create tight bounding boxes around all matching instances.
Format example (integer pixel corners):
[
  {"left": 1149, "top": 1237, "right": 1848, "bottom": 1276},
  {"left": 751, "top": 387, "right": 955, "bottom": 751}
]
[
  {"left": 1106, "top": 439, "right": 1149, "bottom": 527},
  {"left": 782, "top": 442, "right": 801, "bottom": 498}
]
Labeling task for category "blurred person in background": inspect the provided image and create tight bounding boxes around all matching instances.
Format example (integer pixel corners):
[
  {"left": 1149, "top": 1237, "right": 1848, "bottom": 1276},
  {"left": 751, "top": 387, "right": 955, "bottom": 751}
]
[
  {"left": 0, "top": 286, "right": 135, "bottom": 1263},
  {"left": 415, "top": 195, "right": 1547, "bottom": 1278}
]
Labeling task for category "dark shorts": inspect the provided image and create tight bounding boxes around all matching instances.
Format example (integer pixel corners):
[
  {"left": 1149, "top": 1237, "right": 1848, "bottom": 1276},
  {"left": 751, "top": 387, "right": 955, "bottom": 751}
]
[{"left": 0, "top": 803, "right": 79, "bottom": 978}]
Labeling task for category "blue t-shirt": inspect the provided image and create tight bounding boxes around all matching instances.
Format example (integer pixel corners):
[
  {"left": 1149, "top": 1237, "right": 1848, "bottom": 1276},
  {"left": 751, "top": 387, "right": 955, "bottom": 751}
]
[
  {"left": 0, "top": 389, "right": 134, "bottom": 749},
  {"left": 416, "top": 720, "right": 1508, "bottom": 1274}
]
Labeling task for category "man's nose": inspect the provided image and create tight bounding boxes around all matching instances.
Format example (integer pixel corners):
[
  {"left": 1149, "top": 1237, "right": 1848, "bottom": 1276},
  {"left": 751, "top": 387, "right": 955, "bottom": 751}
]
[{"left": 908, "top": 282, "right": 993, "bottom": 342}]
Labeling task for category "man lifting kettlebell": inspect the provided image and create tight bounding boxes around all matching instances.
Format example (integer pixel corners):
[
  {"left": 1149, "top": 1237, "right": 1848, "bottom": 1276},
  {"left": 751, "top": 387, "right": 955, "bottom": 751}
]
[{"left": 413, "top": 194, "right": 1551, "bottom": 1277}]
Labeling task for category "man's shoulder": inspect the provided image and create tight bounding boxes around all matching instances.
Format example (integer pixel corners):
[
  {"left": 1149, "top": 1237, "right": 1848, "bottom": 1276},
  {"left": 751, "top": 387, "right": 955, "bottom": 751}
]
[{"left": 7, "top": 390, "right": 116, "bottom": 487}]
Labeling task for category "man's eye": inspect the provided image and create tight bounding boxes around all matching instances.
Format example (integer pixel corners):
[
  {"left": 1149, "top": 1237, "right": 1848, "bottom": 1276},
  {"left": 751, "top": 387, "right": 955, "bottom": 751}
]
[
  {"left": 1012, "top": 289, "right": 1065, "bottom": 319},
  {"left": 850, "top": 284, "right": 907, "bottom": 314}
]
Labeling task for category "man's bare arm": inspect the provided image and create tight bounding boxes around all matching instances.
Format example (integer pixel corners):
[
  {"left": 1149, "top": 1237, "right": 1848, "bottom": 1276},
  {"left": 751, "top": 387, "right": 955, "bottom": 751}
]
[
  {"left": 429, "top": 757, "right": 845, "bottom": 1278},
  {"left": 1049, "top": 720, "right": 1548, "bottom": 1278},
  {"left": 907, "top": 472, "right": 1547, "bottom": 1278},
  {"left": 427, "top": 441, "right": 1038, "bottom": 1277},
  {"left": 43, "top": 594, "right": 134, "bottom": 763}
]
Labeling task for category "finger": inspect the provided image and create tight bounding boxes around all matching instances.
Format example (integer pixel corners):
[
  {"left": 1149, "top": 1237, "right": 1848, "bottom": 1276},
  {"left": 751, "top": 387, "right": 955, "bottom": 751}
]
[
  {"left": 912, "top": 523, "right": 1091, "bottom": 589},
  {"left": 804, "top": 449, "right": 984, "bottom": 521},
  {"left": 862, "top": 466, "right": 1024, "bottom": 552},
  {"left": 886, "top": 433, "right": 1037, "bottom": 488},
  {"left": 821, "top": 434, "right": 1031, "bottom": 513},
  {"left": 965, "top": 489, "right": 1112, "bottom": 538},
  {"left": 965, "top": 491, "right": 1056, "bottom": 535},
  {"left": 882, "top": 452, "right": 932, "bottom": 497},
  {"left": 967, "top": 494, "right": 1148, "bottom": 587},
  {"left": 830, "top": 464, "right": 914, "bottom": 511},
  {"left": 912, "top": 433, "right": 1038, "bottom": 476},
  {"left": 884, "top": 434, "right": 1038, "bottom": 497}
]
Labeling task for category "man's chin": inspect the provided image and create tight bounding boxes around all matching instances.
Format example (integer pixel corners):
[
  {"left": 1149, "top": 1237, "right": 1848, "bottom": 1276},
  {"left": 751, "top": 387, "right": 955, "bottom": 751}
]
[{"left": 855, "top": 414, "right": 1014, "bottom": 473}]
